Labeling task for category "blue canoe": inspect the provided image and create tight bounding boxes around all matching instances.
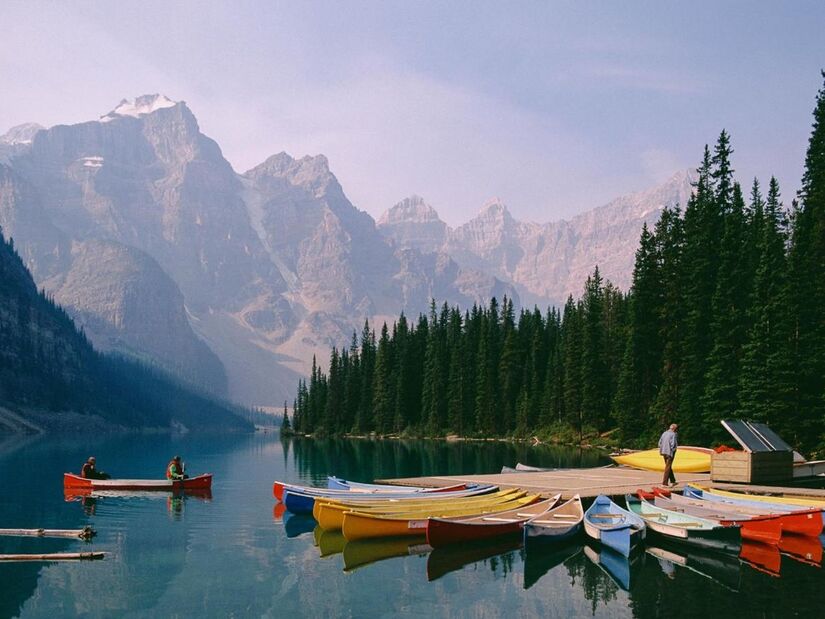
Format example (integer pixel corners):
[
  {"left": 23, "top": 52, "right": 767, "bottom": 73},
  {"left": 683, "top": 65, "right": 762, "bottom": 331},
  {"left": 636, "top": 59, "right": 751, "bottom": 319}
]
[
  {"left": 584, "top": 543, "right": 635, "bottom": 591},
  {"left": 583, "top": 495, "right": 646, "bottom": 557}
]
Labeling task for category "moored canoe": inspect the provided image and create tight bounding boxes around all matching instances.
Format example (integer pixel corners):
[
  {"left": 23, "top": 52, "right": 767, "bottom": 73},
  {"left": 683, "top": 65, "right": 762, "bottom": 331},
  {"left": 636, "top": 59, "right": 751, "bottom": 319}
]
[
  {"left": 583, "top": 495, "right": 646, "bottom": 557},
  {"left": 314, "top": 488, "right": 518, "bottom": 530},
  {"left": 652, "top": 494, "right": 782, "bottom": 545},
  {"left": 63, "top": 473, "right": 212, "bottom": 491},
  {"left": 625, "top": 494, "right": 741, "bottom": 554},
  {"left": 426, "top": 495, "right": 560, "bottom": 548},
  {"left": 523, "top": 495, "right": 584, "bottom": 544},
  {"left": 341, "top": 494, "right": 541, "bottom": 541},
  {"left": 687, "top": 485, "right": 825, "bottom": 525}
]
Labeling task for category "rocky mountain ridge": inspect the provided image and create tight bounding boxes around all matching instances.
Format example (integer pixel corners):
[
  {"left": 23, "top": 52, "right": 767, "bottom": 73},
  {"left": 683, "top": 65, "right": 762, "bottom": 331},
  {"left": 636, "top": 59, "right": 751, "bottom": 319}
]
[{"left": 0, "top": 95, "right": 692, "bottom": 405}]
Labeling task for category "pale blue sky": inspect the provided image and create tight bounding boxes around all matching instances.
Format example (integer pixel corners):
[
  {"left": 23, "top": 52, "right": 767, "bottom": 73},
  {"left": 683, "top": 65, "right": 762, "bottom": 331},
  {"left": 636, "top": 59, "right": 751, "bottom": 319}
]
[{"left": 1, "top": 1, "right": 823, "bottom": 224}]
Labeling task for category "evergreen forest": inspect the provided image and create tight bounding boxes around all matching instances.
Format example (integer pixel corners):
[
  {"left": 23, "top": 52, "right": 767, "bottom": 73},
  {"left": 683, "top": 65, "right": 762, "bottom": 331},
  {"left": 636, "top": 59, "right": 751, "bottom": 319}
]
[{"left": 290, "top": 74, "right": 825, "bottom": 455}]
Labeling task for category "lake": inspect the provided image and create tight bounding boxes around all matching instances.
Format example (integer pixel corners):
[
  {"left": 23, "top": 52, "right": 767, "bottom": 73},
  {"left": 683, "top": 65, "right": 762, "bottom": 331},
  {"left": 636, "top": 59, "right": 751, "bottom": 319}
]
[{"left": 0, "top": 431, "right": 822, "bottom": 618}]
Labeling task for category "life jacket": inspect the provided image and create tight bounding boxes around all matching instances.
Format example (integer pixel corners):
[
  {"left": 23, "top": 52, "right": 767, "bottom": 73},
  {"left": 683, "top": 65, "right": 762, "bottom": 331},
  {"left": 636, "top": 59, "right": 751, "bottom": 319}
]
[{"left": 166, "top": 460, "right": 181, "bottom": 479}]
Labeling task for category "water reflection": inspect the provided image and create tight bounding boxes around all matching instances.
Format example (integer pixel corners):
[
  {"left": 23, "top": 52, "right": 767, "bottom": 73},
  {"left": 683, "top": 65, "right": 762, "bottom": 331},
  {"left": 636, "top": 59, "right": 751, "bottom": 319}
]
[{"left": 4, "top": 431, "right": 825, "bottom": 618}]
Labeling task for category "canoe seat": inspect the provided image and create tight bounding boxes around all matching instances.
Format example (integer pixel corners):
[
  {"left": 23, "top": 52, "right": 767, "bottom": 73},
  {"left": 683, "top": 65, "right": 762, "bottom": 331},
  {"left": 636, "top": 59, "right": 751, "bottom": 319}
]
[
  {"left": 529, "top": 520, "right": 571, "bottom": 525},
  {"left": 481, "top": 517, "right": 520, "bottom": 523},
  {"left": 590, "top": 514, "right": 624, "bottom": 519},
  {"left": 551, "top": 514, "right": 580, "bottom": 518}
]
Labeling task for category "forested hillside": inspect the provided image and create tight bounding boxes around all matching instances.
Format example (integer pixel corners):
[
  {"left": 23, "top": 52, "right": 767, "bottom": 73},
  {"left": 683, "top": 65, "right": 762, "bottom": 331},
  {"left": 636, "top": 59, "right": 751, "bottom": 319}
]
[
  {"left": 0, "top": 230, "right": 252, "bottom": 433},
  {"left": 291, "top": 74, "right": 825, "bottom": 455}
]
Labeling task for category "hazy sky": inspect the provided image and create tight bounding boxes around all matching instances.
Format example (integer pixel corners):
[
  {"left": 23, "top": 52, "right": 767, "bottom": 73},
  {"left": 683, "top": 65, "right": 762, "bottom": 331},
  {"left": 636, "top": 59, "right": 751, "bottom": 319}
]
[{"left": 2, "top": 1, "right": 824, "bottom": 225}]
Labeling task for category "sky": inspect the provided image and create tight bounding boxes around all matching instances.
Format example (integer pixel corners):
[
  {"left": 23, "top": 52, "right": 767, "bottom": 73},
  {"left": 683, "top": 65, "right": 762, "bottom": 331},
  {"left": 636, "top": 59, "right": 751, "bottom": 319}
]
[{"left": 1, "top": 1, "right": 824, "bottom": 226}]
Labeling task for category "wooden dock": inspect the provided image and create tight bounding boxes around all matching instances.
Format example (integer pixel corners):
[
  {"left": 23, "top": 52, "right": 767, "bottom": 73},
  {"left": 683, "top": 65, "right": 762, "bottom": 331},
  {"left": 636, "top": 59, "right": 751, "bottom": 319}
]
[{"left": 379, "top": 466, "right": 713, "bottom": 499}]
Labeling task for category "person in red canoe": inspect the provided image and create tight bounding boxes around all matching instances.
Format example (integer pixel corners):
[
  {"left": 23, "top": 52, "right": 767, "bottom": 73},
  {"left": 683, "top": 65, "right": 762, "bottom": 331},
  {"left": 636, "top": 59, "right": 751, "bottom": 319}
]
[
  {"left": 81, "top": 456, "right": 110, "bottom": 480},
  {"left": 166, "top": 456, "right": 188, "bottom": 480}
]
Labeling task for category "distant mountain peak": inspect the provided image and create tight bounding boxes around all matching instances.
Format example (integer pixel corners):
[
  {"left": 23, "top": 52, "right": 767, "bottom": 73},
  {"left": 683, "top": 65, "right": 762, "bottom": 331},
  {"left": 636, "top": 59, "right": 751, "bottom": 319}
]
[
  {"left": 476, "top": 197, "right": 513, "bottom": 222},
  {"left": 378, "top": 195, "right": 443, "bottom": 226},
  {"left": 0, "top": 122, "right": 45, "bottom": 145},
  {"left": 100, "top": 94, "right": 180, "bottom": 122}
]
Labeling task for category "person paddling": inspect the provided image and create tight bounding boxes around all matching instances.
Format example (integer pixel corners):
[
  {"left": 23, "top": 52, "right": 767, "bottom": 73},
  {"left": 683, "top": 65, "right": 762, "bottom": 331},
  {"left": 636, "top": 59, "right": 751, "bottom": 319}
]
[
  {"left": 81, "top": 456, "right": 110, "bottom": 480},
  {"left": 658, "top": 424, "right": 679, "bottom": 486},
  {"left": 166, "top": 456, "right": 187, "bottom": 480}
]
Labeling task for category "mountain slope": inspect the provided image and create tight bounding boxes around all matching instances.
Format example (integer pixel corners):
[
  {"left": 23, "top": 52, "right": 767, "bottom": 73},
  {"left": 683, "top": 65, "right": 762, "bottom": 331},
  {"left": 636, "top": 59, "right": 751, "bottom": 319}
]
[{"left": 0, "top": 229, "right": 250, "bottom": 433}]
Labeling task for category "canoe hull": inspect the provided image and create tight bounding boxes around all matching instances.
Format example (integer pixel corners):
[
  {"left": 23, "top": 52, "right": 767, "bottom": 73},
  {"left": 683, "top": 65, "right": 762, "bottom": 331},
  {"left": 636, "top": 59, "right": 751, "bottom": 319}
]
[
  {"left": 584, "top": 495, "right": 646, "bottom": 557},
  {"left": 426, "top": 518, "right": 522, "bottom": 548},
  {"left": 63, "top": 473, "right": 211, "bottom": 491},
  {"left": 611, "top": 448, "right": 711, "bottom": 473}
]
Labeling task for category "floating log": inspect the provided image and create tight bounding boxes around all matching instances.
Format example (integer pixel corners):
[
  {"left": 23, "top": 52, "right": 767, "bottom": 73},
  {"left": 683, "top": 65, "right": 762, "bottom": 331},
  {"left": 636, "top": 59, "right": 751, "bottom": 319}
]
[
  {"left": 0, "top": 525, "right": 95, "bottom": 540},
  {"left": 0, "top": 552, "right": 105, "bottom": 562}
]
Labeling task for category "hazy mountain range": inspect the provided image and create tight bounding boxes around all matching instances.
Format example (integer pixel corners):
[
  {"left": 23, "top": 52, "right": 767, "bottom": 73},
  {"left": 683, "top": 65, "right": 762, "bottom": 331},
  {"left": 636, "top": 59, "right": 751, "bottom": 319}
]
[{"left": 0, "top": 95, "right": 693, "bottom": 406}]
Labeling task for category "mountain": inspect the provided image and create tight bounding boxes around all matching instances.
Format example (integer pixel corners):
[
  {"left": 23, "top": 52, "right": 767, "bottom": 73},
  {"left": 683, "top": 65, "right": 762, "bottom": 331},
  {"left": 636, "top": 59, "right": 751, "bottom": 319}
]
[
  {"left": 0, "top": 95, "right": 689, "bottom": 407},
  {"left": 0, "top": 96, "right": 516, "bottom": 405},
  {"left": 379, "top": 171, "right": 694, "bottom": 307},
  {"left": 0, "top": 229, "right": 250, "bottom": 433}
]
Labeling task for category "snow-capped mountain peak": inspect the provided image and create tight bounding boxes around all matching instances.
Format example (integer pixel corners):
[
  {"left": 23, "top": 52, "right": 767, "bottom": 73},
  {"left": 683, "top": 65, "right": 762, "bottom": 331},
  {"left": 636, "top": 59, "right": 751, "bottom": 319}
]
[{"left": 100, "top": 94, "right": 179, "bottom": 122}]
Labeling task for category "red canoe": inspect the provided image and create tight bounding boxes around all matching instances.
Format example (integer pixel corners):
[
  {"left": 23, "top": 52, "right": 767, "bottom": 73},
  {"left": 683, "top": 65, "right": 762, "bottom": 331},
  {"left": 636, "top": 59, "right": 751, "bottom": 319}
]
[
  {"left": 63, "top": 473, "right": 212, "bottom": 491},
  {"left": 426, "top": 495, "right": 559, "bottom": 548}
]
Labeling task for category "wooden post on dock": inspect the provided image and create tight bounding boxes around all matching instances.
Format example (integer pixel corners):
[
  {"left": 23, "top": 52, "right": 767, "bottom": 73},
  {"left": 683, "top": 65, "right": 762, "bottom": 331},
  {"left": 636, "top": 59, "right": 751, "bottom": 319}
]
[
  {"left": 0, "top": 552, "right": 105, "bottom": 562},
  {"left": 0, "top": 526, "right": 96, "bottom": 540}
]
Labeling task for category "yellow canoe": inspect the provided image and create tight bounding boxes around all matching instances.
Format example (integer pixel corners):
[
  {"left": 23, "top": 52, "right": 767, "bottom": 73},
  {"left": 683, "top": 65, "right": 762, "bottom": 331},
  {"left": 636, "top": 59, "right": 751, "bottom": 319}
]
[
  {"left": 611, "top": 447, "right": 712, "bottom": 473},
  {"left": 315, "top": 488, "right": 523, "bottom": 530},
  {"left": 341, "top": 494, "right": 540, "bottom": 541},
  {"left": 696, "top": 485, "right": 825, "bottom": 508}
]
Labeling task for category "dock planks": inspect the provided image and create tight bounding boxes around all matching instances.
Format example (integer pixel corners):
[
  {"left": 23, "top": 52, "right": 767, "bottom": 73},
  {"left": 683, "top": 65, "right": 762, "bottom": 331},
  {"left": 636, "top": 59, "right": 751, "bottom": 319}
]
[{"left": 378, "top": 466, "right": 713, "bottom": 499}]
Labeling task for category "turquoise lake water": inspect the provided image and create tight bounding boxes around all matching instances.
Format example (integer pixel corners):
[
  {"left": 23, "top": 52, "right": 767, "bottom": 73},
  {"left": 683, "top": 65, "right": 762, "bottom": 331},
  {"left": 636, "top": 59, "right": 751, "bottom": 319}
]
[{"left": 0, "top": 431, "right": 822, "bottom": 618}]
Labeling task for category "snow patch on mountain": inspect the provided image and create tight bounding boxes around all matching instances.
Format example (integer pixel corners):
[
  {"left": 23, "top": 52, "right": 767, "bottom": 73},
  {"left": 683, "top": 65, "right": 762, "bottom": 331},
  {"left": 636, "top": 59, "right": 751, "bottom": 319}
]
[
  {"left": 0, "top": 123, "right": 44, "bottom": 145},
  {"left": 100, "top": 94, "right": 178, "bottom": 122}
]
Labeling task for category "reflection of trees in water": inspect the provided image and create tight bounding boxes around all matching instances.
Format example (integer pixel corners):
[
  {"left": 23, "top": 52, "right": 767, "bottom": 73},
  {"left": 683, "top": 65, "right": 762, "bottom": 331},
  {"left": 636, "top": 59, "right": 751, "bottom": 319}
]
[
  {"left": 565, "top": 552, "right": 618, "bottom": 614},
  {"left": 286, "top": 436, "right": 608, "bottom": 481}
]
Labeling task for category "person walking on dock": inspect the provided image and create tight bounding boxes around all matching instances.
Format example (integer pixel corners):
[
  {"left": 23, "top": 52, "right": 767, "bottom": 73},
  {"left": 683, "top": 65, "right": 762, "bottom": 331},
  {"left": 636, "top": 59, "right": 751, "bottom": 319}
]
[
  {"left": 658, "top": 424, "right": 678, "bottom": 486},
  {"left": 81, "top": 457, "right": 110, "bottom": 480}
]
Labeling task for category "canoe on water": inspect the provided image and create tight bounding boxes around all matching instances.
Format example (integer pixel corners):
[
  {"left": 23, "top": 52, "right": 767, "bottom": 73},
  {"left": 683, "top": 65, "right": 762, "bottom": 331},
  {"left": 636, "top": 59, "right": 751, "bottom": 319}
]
[
  {"left": 328, "top": 477, "right": 449, "bottom": 492},
  {"left": 274, "top": 479, "right": 473, "bottom": 501},
  {"left": 63, "top": 472, "right": 212, "bottom": 491},
  {"left": 282, "top": 484, "right": 492, "bottom": 515},
  {"left": 314, "top": 488, "right": 516, "bottom": 531},
  {"left": 610, "top": 447, "right": 713, "bottom": 473},
  {"left": 652, "top": 494, "right": 783, "bottom": 545},
  {"left": 658, "top": 489, "right": 822, "bottom": 538},
  {"left": 341, "top": 493, "right": 541, "bottom": 541},
  {"left": 625, "top": 494, "right": 741, "bottom": 554},
  {"left": 686, "top": 485, "right": 825, "bottom": 525},
  {"left": 583, "top": 495, "right": 646, "bottom": 557},
  {"left": 523, "top": 495, "right": 584, "bottom": 544},
  {"left": 426, "top": 495, "right": 561, "bottom": 548}
]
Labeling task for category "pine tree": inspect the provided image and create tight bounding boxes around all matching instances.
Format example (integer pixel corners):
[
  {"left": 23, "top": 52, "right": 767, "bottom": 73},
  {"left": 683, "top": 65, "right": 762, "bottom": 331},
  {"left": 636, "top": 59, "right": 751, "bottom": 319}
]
[
  {"left": 787, "top": 72, "right": 825, "bottom": 450},
  {"left": 281, "top": 400, "right": 291, "bottom": 433},
  {"left": 581, "top": 268, "right": 611, "bottom": 432}
]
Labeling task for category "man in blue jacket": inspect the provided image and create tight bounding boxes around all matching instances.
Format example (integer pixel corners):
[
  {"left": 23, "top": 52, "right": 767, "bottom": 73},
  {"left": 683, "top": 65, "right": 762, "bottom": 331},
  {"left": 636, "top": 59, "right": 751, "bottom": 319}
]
[{"left": 658, "top": 424, "right": 678, "bottom": 486}]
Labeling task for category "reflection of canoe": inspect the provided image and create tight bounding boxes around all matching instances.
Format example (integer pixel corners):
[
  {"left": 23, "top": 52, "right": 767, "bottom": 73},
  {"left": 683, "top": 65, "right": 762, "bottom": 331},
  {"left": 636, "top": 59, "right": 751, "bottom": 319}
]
[
  {"left": 646, "top": 544, "right": 741, "bottom": 592},
  {"left": 686, "top": 486, "right": 825, "bottom": 526},
  {"left": 583, "top": 544, "right": 636, "bottom": 591},
  {"left": 318, "top": 489, "right": 522, "bottom": 532},
  {"left": 317, "top": 528, "right": 346, "bottom": 558},
  {"left": 283, "top": 513, "right": 317, "bottom": 538},
  {"left": 524, "top": 495, "right": 583, "bottom": 544},
  {"left": 63, "top": 472, "right": 212, "bottom": 491},
  {"left": 342, "top": 535, "right": 429, "bottom": 572},
  {"left": 626, "top": 495, "right": 741, "bottom": 554},
  {"left": 342, "top": 494, "right": 540, "bottom": 541},
  {"left": 584, "top": 495, "right": 646, "bottom": 557},
  {"left": 65, "top": 487, "right": 213, "bottom": 501},
  {"left": 778, "top": 534, "right": 822, "bottom": 567},
  {"left": 739, "top": 540, "right": 781, "bottom": 577},
  {"left": 523, "top": 541, "right": 582, "bottom": 590},
  {"left": 610, "top": 448, "right": 712, "bottom": 472},
  {"left": 426, "top": 495, "right": 559, "bottom": 548},
  {"left": 427, "top": 536, "right": 523, "bottom": 582}
]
